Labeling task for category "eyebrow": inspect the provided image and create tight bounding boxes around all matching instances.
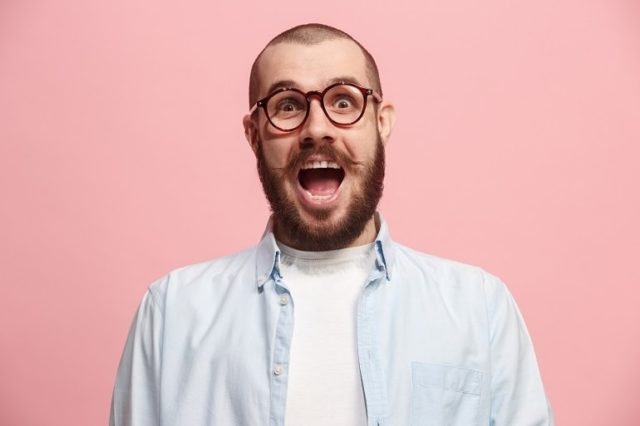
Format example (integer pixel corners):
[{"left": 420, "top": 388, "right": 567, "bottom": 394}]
[
  {"left": 263, "top": 76, "right": 367, "bottom": 99},
  {"left": 328, "top": 76, "right": 365, "bottom": 87},
  {"left": 264, "top": 80, "right": 298, "bottom": 97}
]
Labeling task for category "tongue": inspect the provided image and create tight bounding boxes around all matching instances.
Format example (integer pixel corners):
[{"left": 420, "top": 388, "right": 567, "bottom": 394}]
[{"left": 300, "top": 169, "right": 342, "bottom": 196}]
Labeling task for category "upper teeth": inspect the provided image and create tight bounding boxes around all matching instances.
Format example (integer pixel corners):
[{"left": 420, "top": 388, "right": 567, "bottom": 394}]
[{"left": 301, "top": 161, "right": 340, "bottom": 170}]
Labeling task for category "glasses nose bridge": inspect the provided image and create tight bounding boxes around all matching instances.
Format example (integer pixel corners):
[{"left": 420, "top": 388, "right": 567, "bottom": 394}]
[
  {"left": 302, "top": 89, "right": 331, "bottom": 125},
  {"left": 304, "top": 90, "right": 325, "bottom": 105}
]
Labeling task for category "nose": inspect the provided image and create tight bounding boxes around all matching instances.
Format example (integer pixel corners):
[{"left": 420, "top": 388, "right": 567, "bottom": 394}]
[{"left": 298, "top": 97, "right": 337, "bottom": 147}]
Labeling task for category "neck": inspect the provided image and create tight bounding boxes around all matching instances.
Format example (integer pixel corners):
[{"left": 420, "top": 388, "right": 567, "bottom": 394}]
[{"left": 344, "top": 216, "right": 378, "bottom": 248}]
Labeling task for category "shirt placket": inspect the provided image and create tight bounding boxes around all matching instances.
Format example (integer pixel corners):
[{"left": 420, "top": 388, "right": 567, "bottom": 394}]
[
  {"left": 358, "top": 265, "right": 389, "bottom": 426},
  {"left": 268, "top": 274, "right": 294, "bottom": 426}
]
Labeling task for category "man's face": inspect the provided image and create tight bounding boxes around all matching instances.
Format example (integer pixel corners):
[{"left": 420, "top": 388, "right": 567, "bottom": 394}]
[{"left": 245, "top": 39, "right": 394, "bottom": 250}]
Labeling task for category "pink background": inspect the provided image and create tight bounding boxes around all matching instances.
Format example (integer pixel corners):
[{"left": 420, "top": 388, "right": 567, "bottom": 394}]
[{"left": 1, "top": 0, "right": 639, "bottom": 424}]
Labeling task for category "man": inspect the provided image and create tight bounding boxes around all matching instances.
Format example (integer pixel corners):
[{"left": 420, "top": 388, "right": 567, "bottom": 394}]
[{"left": 110, "top": 23, "right": 554, "bottom": 425}]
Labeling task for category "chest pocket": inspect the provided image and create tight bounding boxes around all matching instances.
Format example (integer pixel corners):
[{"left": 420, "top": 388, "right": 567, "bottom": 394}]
[{"left": 410, "top": 362, "right": 483, "bottom": 426}]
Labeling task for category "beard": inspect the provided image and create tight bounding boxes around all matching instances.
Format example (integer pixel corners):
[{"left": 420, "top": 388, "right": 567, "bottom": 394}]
[{"left": 256, "top": 137, "right": 385, "bottom": 251}]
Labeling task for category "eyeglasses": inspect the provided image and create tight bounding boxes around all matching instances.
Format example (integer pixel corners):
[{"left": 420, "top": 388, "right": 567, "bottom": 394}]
[{"left": 249, "top": 82, "right": 383, "bottom": 132}]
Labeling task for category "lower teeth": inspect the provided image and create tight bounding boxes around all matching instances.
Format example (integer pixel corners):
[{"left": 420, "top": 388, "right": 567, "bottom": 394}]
[{"left": 305, "top": 191, "right": 333, "bottom": 201}]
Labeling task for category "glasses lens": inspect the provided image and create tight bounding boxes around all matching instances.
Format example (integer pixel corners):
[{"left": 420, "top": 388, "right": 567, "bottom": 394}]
[
  {"left": 323, "top": 84, "right": 365, "bottom": 124},
  {"left": 266, "top": 90, "right": 307, "bottom": 131}
]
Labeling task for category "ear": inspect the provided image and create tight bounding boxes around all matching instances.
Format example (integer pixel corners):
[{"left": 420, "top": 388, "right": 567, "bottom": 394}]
[
  {"left": 243, "top": 113, "right": 260, "bottom": 156},
  {"left": 376, "top": 101, "right": 396, "bottom": 146}
]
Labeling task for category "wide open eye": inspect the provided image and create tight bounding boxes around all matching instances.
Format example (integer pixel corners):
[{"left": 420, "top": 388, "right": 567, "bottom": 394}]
[
  {"left": 276, "top": 98, "right": 305, "bottom": 113},
  {"left": 334, "top": 97, "right": 354, "bottom": 110},
  {"left": 325, "top": 85, "right": 363, "bottom": 117},
  {"left": 268, "top": 90, "right": 306, "bottom": 119}
]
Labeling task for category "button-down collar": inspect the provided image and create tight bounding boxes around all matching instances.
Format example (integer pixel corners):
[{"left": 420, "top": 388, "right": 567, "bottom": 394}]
[{"left": 255, "top": 212, "right": 396, "bottom": 289}]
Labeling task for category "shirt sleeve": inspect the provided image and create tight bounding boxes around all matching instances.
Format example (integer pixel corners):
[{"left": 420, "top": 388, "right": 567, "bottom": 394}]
[
  {"left": 485, "top": 275, "right": 555, "bottom": 425},
  {"left": 110, "top": 288, "right": 164, "bottom": 426}
]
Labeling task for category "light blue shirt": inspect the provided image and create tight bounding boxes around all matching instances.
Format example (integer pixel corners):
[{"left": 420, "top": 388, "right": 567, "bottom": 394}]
[{"left": 110, "top": 215, "right": 554, "bottom": 425}]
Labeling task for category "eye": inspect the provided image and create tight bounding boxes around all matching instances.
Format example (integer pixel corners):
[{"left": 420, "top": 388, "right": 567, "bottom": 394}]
[
  {"left": 276, "top": 98, "right": 305, "bottom": 112},
  {"left": 335, "top": 98, "right": 353, "bottom": 109},
  {"left": 327, "top": 94, "right": 359, "bottom": 114},
  {"left": 325, "top": 85, "right": 362, "bottom": 112}
]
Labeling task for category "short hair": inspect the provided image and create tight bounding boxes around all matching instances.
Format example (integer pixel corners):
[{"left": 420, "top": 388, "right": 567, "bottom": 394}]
[{"left": 248, "top": 23, "right": 383, "bottom": 107}]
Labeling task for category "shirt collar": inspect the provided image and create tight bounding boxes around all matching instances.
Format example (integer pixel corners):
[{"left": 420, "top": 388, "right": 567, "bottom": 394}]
[
  {"left": 255, "top": 212, "right": 396, "bottom": 289},
  {"left": 373, "top": 212, "right": 396, "bottom": 281}
]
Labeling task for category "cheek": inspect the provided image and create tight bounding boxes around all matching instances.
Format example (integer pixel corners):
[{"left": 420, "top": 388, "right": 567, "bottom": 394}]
[
  {"left": 259, "top": 133, "right": 288, "bottom": 168},
  {"left": 346, "top": 130, "right": 379, "bottom": 163},
  {"left": 260, "top": 141, "right": 293, "bottom": 169},
  {"left": 258, "top": 123, "right": 297, "bottom": 168}
]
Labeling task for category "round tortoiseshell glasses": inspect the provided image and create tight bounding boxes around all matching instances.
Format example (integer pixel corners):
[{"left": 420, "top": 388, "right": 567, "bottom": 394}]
[{"left": 249, "top": 82, "right": 383, "bottom": 132}]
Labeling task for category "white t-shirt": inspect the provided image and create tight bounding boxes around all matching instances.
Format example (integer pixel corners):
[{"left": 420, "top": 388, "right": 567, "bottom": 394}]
[{"left": 277, "top": 241, "right": 376, "bottom": 426}]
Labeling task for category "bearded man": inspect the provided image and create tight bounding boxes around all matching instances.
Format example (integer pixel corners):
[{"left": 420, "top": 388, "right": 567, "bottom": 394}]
[{"left": 110, "top": 23, "right": 554, "bottom": 426}]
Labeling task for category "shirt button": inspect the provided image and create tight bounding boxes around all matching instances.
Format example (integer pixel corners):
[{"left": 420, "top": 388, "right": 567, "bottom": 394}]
[
  {"left": 273, "top": 366, "right": 283, "bottom": 376},
  {"left": 279, "top": 295, "right": 289, "bottom": 305}
]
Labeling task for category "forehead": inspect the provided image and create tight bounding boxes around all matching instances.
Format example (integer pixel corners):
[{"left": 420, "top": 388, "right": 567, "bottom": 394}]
[{"left": 256, "top": 39, "right": 370, "bottom": 96}]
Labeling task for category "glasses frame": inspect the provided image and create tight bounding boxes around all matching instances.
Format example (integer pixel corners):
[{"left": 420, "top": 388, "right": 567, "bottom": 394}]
[{"left": 249, "top": 82, "right": 383, "bottom": 132}]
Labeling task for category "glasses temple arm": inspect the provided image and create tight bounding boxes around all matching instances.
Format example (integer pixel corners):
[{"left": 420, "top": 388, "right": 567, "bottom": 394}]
[{"left": 370, "top": 90, "right": 383, "bottom": 103}]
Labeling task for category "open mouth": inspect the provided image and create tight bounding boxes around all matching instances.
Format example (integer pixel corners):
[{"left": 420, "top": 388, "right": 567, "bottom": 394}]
[{"left": 297, "top": 160, "right": 345, "bottom": 201}]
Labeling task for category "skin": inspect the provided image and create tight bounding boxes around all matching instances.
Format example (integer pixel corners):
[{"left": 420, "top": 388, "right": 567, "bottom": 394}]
[{"left": 243, "top": 38, "right": 396, "bottom": 250}]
